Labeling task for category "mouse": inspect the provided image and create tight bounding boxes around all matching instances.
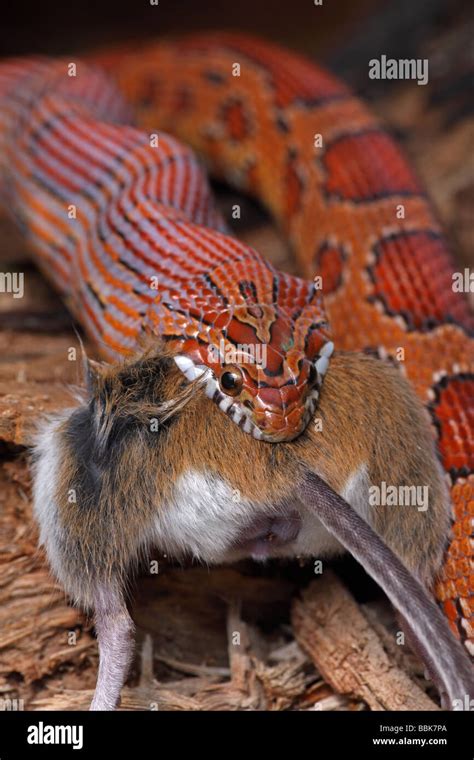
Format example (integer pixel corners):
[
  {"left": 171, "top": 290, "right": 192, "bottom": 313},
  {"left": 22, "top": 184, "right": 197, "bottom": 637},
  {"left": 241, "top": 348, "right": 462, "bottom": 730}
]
[{"left": 31, "top": 344, "right": 473, "bottom": 710}]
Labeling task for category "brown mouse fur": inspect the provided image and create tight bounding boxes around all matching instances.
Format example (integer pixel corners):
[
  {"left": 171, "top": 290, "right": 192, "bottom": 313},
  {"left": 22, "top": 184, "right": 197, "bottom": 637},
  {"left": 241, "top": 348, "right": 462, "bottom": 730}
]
[
  {"left": 31, "top": 344, "right": 452, "bottom": 709},
  {"left": 32, "top": 345, "right": 449, "bottom": 609}
]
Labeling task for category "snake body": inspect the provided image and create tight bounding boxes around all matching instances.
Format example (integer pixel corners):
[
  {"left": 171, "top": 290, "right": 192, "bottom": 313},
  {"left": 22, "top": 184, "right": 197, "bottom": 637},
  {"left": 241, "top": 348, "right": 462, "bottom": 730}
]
[{"left": 0, "top": 35, "right": 472, "bottom": 653}]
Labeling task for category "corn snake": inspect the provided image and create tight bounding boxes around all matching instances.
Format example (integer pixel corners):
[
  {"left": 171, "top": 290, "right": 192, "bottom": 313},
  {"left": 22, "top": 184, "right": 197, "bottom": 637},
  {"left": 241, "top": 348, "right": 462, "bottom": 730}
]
[{"left": 0, "top": 33, "right": 472, "bottom": 655}]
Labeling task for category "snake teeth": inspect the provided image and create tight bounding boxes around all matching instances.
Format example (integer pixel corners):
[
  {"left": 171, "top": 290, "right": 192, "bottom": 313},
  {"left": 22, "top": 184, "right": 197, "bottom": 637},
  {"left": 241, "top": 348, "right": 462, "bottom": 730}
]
[
  {"left": 175, "top": 353, "right": 324, "bottom": 442},
  {"left": 178, "top": 361, "right": 263, "bottom": 438},
  {"left": 315, "top": 355, "right": 329, "bottom": 377},
  {"left": 213, "top": 385, "right": 265, "bottom": 439},
  {"left": 204, "top": 376, "right": 218, "bottom": 398},
  {"left": 175, "top": 352, "right": 325, "bottom": 441},
  {"left": 319, "top": 340, "right": 334, "bottom": 359},
  {"left": 174, "top": 355, "right": 266, "bottom": 439},
  {"left": 242, "top": 417, "right": 253, "bottom": 435},
  {"left": 174, "top": 355, "right": 209, "bottom": 382},
  {"left": 313, "top": 341, "right": 334, "bottom": 380},
  {"left": 218, "top": 395, "right": 233, "bottom": 413}
]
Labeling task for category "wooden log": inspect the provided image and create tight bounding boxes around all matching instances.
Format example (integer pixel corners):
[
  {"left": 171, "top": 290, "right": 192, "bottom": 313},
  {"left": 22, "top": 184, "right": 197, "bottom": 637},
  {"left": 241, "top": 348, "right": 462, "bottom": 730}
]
[{"left": 292, "top": 571, "right": 439, "bottom": 711}]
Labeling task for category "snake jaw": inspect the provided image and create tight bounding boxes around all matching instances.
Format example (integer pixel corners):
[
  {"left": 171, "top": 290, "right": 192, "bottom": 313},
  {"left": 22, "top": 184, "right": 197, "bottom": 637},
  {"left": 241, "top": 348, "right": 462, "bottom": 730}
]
[
  {"left": 172, "top": 354, "right": 264, "bottom": 438},
  {"left": 315, "top": 339, "right": 334, "bottom": 375},
  {"left": 173, "top": 340, "right": 334, "bottom": 441},
  {"left": 173, "top": 355, "right": 209, "bottom": 382}
]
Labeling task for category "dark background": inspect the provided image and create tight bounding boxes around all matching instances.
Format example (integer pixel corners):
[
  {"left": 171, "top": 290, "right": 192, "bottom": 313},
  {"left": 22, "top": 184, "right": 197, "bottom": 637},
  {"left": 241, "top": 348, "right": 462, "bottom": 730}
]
[{"left": 0, "top": 0, "right": 472, "bottom": 100}]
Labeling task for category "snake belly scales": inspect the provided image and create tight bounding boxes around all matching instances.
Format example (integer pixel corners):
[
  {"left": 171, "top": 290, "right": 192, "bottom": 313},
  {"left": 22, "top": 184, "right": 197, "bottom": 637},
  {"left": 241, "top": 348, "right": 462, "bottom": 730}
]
[{"left": 0, "top": 33, "right": 472, "bottom": 654}]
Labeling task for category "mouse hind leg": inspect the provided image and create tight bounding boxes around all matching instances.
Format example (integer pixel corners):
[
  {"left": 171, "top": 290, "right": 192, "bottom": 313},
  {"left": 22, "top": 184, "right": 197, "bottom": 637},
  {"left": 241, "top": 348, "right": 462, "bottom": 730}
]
[{"left": 89, "top": 582, "right": 135, "bottom": 711}]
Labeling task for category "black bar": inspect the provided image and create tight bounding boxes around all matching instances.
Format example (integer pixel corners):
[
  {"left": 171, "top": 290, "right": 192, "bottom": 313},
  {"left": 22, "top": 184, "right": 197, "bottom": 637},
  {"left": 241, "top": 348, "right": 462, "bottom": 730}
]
[{"left": 0, "top": 710, "right": 471, "bottom": 758}]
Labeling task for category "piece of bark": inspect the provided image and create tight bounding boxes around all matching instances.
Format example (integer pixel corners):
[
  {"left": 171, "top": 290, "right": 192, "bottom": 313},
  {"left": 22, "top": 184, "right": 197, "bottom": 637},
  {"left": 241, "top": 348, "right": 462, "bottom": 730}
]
[
  {"left": 153, "top": 653, "right": 230, "bottom": 678},
  {"left": 292, "top": 571, "right": 439, "bottom": 711},
  {"left": 0, "top": 331, "right": 87, "bottom": 446},
  {"left": 253, "top": 659, "right": 306, "bottom": 711},
  {"left": 362, "top": 601, "right": 428, "bottom": 682},
  {"left": 30, "top": 687, "right": 202, "bottom": 712},
  {"left": 199, "top": 599, "right": 312, "bottom": 711},
  {"left": 306, "top": 694, "right": 353, "bottom": 711},
  {"left": 221, "top": 599, "right": 265, "bottom": 709}
]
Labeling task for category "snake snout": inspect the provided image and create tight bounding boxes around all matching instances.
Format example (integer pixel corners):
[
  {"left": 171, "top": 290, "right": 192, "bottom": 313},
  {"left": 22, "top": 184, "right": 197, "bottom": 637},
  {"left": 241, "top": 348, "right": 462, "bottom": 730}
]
[{"left": 249, "top": 369, "right": 321, "bottom": 441}]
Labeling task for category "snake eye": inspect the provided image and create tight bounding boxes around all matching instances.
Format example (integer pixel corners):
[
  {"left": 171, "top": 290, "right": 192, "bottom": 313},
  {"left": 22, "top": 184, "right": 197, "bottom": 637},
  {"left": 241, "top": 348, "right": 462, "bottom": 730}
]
[
  {"left": 308, "top": 363, "right": 318, "bottom": 387},
  {"left": 220, "top": 366, "right": 244, "bottom": 396}
]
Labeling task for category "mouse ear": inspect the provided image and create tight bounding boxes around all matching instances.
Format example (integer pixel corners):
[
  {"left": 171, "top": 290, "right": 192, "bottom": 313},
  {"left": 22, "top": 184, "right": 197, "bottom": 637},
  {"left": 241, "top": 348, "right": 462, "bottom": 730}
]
[
  {"left": 84, "top": 356, "right": 110, "bottom": 394},
  {"left": 297, "top": 469, "right": 474, "bottom": 710},
  {"left": 71, "top": 327, "right": 111, "bottom": 394}
]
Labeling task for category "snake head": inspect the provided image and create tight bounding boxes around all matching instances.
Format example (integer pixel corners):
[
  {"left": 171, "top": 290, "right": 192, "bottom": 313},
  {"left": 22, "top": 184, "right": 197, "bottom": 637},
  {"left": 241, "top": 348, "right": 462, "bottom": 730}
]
[
  {"left": 172, "top": 301, "right": 333, "bottom": 442},
  {"left": 144, "top": 261, "right": 332, "bottom": 441}
]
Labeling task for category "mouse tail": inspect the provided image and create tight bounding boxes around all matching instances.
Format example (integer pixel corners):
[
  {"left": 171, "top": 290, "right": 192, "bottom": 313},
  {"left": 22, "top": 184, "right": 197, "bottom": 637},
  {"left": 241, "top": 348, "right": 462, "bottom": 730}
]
[{"left": 297, "top": 470, "right": 474, "bottom": 709}]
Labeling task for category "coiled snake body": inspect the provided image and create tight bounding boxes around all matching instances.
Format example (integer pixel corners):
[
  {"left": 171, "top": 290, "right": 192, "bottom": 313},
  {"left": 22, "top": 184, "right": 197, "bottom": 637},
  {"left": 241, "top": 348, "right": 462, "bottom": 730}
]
[{"left": 0, "top": 34, "right": 472, "bottom": 653}]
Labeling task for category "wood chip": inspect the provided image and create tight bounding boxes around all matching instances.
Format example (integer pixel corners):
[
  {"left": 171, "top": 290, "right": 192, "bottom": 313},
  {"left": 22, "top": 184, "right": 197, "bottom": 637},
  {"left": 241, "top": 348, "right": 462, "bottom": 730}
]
[{"left": 292, "top": 571, "right": 440, "bottom": 711}]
